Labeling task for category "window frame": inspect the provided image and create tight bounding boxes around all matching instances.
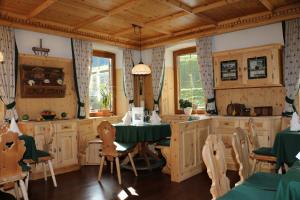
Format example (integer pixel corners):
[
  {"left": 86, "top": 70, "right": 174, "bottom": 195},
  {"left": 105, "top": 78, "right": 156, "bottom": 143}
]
[
  {"left": 89, "top": 50, "right": 116, "bottom": 116},
  {"left": 173, "top": 47, "right": 206, "bottom": 114}
]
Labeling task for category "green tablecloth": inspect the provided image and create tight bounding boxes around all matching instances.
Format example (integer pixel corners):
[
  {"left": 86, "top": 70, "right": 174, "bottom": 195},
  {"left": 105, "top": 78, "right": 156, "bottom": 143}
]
[
  {"left": 217, "top": 184, "right": 276, "bottom": 200},
  {"left": 275, "top": 161, "right": 300, "bottom": 200},
  {"left": 114, "top": 123, "right": 171, "bottom": 143},
  {"left": 272, "top": 128, "right": 300, "bottom": 168}
]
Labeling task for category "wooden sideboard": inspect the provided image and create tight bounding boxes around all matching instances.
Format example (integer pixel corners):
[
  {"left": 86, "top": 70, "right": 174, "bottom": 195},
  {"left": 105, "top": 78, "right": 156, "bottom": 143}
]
[
  {"left": 211, "top": 116, "right": 282, "bottom": 171},
  {"left": 19, "top": 120, "right": 79, "bottom": 179}
]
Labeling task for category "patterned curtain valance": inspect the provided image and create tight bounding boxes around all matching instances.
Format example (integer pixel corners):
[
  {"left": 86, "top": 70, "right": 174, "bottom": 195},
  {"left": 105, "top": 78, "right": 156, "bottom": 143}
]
[
  {"left": 123, "top": 48, "right": 135, "bottom": 110},
  {"left": 151, "top": 46, "right": 165, "bottom": 112},
  {"left": 71, "top": 38, "right": 93, "bottom": 119},
  {"left": 0, "top": 26, "right": 18, "bottom": 121},
  {"left": 196, "top": 36, "right": 217, "bottom": 115},
  {"left": 282, "top": 18, "right": 300, "bottom": 116}
]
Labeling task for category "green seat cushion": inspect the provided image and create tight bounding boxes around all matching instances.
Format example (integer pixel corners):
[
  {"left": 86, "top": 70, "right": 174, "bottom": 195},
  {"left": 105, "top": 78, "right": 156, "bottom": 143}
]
[
  {"left": 157, "top": 138, "right": 170, "bottom": 147},
  {"left": 253, "top": 147, "right": 276, "bottom": 156},
  {"left": 217, "top": 184, "right": 276, "bottom": 200},
  {"left": 115, "top": 142, "right": 136, "bottom": 152},
  {"left": 36, "top": 150, "right": 50, "bottom": 158},
  {"left": 244, "top": 172, "right": 282, "bottom": 191}
]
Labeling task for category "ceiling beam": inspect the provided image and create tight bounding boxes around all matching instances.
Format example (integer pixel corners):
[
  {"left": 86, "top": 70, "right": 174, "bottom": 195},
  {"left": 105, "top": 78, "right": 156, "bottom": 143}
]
[
  {"left": 192, "top": 0, "right": 241, "bottom": 14},
  {"left": 114, "top": 11, "right": 186, "bottom": 36},
  {"left": 27, "top": 0, "right": 57, "bottom": 19},
  {"left": 160, "top": 0, "right": 217, "bottom": 25},
  {"left": 258, "top": 0, "right": 274, "bottom": 11},
  {"left": 73, "top": 0, "right": 141, "bottom": 30}
]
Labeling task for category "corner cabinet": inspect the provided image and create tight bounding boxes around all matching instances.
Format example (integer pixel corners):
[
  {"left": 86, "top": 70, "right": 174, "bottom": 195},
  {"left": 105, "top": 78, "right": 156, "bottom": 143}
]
[
  {"left": 213, "top": 44, "right": 282, "bottom": 89},
  {"left": 19, "top": 120, "right": 79, "bottom": 179}
]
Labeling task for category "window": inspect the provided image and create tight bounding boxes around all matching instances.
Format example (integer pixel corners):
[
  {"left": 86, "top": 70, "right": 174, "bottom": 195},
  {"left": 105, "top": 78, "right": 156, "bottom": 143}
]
[
  {"left": 89, "top": 50, "right": 116, "bottom": 116},
  {"left": 173, "top": 47, "right": 205, "bottom": 114}
]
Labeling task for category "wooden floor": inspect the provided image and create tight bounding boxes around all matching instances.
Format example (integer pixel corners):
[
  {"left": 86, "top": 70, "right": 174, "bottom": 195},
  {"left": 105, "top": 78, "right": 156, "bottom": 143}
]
[{"left": 28, "top": 166, "right": 239, "bottom": 200}]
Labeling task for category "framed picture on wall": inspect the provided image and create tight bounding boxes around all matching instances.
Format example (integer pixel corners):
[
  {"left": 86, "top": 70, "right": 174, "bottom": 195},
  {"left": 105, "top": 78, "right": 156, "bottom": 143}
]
[
  {"left": 247, "top": 56, "right": 267, "bottom": 79},
  {"left": 220, "top": 60, "right": 238, "bottom": 81}
]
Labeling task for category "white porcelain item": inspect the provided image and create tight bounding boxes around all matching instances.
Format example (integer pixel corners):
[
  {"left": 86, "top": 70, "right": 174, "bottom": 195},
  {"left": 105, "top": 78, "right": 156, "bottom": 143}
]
[{"left": 184, "top": 107, "right": 193, "bottom": 115}]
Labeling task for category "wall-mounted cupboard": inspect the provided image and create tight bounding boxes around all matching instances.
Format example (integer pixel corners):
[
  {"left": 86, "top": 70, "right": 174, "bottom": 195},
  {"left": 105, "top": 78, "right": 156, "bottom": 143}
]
[{"left": 213, "top": 44, "right": 282, "bottom": 89}]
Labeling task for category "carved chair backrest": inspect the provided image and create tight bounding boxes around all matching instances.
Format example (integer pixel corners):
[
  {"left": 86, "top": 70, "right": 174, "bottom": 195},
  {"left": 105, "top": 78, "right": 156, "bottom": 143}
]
[
  {"left": 97, "top": 121, "right": 117, "bottom": 157},
  {"left": 202, "top": 134, "right": 230, "bottom": 200},
  {"left": 248, "top": 118, "right": 260, "bottom": 152},
  {"left": 0, "top": 131, "right": 26, "bottom": 181},
  {"left": 0, "top": 122, "right": 9, "bottom": 135},
  {"left": 232, "top": 128, "right": 252, "bottom": 182}
]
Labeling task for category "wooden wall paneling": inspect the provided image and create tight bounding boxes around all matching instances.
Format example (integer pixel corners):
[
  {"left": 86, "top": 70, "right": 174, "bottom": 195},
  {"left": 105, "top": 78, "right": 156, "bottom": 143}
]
[
  {"left": 116, "top": 69, "right": 128, "bottom": 116},
  {"left": 215, "top": 87, "right": 285, "bottom": 116},
  {"left": 16, "top": 54, "right": 77, "bottom": 120},
  {"left": 160, "top": 67, "right": 175, "bottom": 115},
  {"left": 0, "top": 102, "right": 4, "bottom": 122}
]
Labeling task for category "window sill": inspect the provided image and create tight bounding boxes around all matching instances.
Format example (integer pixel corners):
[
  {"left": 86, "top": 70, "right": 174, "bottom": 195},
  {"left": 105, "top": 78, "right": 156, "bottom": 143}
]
[{"left": 89, "top": 111, "right": 114, "bottom": 117}]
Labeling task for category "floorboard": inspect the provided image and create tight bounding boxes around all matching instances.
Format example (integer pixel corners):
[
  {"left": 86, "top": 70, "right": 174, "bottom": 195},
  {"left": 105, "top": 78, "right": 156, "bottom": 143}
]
[{"left": 28, "top": 166, "right": 239, "bottom": 200}]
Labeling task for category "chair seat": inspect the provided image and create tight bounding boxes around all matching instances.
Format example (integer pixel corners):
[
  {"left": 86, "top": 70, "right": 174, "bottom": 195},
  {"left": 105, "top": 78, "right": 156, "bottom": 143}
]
[
  {"left": 114, "top": 142, "right": 136, "bottom": 152},
  {"left": 250, "top": 153, "right": 277, "bottom": 162},
  {"left": 244, "top": 172, "right": 281, "bottom": 191},
  {"left": 23, "top": 150, "right": 53, "bottom": 164},
  {"left": 156, "top": 138, "right": 170, "bottom": 147},
  {"left": 253, "top": 147, "right": 275, "bottom": 156}
]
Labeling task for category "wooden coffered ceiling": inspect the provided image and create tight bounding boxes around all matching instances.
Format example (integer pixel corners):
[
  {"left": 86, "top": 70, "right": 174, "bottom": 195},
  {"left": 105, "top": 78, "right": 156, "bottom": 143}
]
[{"left": 0, "top": 0, "right": 299, "bottom": 49}]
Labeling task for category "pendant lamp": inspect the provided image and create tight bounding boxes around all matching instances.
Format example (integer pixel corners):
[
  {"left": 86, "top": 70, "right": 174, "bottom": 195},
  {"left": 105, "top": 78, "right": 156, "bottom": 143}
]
[
  {"left": 131, "top": 25, "right": 151, "bottom": 75},
  {"left": 0, "top": 52, "right": 4, "bottom": 63}
]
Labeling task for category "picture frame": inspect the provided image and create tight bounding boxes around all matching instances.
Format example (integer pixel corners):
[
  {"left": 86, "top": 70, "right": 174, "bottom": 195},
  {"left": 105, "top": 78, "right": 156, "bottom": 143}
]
[
  {"left": 247, "top": 56, "right": 267, "bottom": 79},
  {"left": 132, "top": 107, "right": 144, "bottom": 125},
  {"left": 220, "top": 60, "right": 238, "bottom": 81}
]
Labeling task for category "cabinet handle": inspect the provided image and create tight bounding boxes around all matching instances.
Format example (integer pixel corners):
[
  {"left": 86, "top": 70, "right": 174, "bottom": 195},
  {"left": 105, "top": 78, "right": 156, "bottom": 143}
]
[
  {"left": 59, "top": 147, "right": 62, "bottom": 152},
  {"left": 54, "top": 148, "right": 56, "bottom": 153}
]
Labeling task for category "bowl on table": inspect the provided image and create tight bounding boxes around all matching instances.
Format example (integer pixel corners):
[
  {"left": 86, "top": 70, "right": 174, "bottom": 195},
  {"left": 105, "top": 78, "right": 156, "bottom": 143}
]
[{"left": 41, "top": 114, "right": 56, "bottom": 120}]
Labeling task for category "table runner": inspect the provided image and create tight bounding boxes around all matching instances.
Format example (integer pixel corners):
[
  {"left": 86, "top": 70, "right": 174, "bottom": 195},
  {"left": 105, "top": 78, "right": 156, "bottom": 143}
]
[{"left": 114, "top": 123, "right": 171, "bottom": 143}]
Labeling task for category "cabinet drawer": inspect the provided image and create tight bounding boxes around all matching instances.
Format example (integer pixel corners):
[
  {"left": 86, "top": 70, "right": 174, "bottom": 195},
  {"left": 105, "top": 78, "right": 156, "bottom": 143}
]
[
  {"left": 55, "top": 122, "right": 77, "bottom": 132},
  {"left": 34, "top": 124, "right": 50, "bottom": 135},
  {"left": 213, "top": 119, "right": 239, "bottom": 129},
  {"left": 240, "top": 119, "right": 271, "bottom": 131}
]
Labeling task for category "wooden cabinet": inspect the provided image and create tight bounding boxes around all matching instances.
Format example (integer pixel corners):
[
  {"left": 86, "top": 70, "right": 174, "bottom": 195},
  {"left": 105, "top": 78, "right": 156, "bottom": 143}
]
[
  {"left": 170, "top": 119, "right": 211, "bottom": 182},
  {"left": 211, "top": 116, "right": 281, "bottom": 171},
  {"left": 213, "top": 44, "right": 282, "bottom": 89},
  {"left": 19, "top": 120, "right": 79, "bottom": 179}
]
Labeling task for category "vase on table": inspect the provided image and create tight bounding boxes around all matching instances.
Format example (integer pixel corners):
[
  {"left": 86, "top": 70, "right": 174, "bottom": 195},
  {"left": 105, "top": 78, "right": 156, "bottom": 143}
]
[{"left": 184, "top": 107, "right": 193, "bottom": 115}]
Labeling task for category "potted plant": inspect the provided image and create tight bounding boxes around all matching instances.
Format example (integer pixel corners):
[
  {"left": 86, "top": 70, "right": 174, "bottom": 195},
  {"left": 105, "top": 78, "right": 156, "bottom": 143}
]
[
  {"left": 99, "top": 84, "right": 112, "bottom": 116},
  {"left": 179, "top": 99, "right": 193, "bottom": 115}
]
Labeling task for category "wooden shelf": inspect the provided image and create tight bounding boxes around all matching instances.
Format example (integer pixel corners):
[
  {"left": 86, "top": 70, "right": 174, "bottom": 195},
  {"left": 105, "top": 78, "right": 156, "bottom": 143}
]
[{"left": 21, "top": 85, "right": 66, "bottom": 98}]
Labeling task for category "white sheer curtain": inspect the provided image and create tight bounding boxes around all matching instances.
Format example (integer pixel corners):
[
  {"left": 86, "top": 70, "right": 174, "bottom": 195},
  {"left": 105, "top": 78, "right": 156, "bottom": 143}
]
[
  {"left": 71, "top": 38, "right": 93, "bottom": 118},
  {"left": 123, "top": 48, "right": 135, "bottom": 110},
  {"left": 196, "top": 36, "right": 217, "bottom": 114},
  {"left": 151, "top": 46, "right": 165, "bottom": 112},
  {"left": 0, "top": 26, "right": 18, "bottom": 121}
]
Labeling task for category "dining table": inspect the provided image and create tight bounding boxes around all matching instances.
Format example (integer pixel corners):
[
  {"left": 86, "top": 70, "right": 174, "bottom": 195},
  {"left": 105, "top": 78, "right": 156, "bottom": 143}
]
[
  {"left": 113, "top": 122, "right": 171, "bottom": 170},
  {"left": 272, "top": 128, "right": 300, "bottom": 168}
]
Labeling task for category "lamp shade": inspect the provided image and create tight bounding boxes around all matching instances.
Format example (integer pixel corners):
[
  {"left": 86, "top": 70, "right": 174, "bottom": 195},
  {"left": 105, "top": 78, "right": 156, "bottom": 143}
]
[
  {"left": 0, "top": 52, "right": 3, "bottom": 62},
  {"left": 132, "top": 62, "right": 151, "bottom": 75}
]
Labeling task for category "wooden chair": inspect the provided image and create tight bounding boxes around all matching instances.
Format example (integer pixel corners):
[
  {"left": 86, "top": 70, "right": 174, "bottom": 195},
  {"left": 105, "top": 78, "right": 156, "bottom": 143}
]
[
  {"left": 248, "top": 118, "right": 276, "bottom": 173},
  {"left": 0, "top": 131, "right": 29, "bottom": 200},
  {"left": 202, "top": 134, "right": 230, "bottom": 200},
  {"left": 232, "top": 128, "right": 252, "bottom": 184},
  {"left": 97, "top": 121, "right": 137, "bottom": 185},
  {"left": 232, "top": 128, "right": 282, "bottom": 189}
]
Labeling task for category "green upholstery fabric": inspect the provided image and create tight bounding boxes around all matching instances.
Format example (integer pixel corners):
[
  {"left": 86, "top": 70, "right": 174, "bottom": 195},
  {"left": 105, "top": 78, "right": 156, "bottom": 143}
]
[
  {"left": 114, "top": 123, "right": 171, "bottom": 143},
  {"left": 36, "top": 150, "right": 50, "bottom": 158},
  {"left": 217, "top": 184, "right": 276, "bottom": 200},
  {"left": 275, "top": 161, "right": 300, "bottom": 200},
  {"left": 115, "top": 142, "right": 136, "bottom": 152},
  {"left": 244, "top": 172, "right": 281, "bottom": 191},
  {"left": 157, "top": 138, "right": 170, "bottom": 147},
  {"left": 253, "top": 147, "right": 276, "bottom": 156},
  {"left": 272, "top": 128, "right": 300, "bottom": 168},
  {"left": 19, "top": 135, "right": 38, "bottom": 162}
]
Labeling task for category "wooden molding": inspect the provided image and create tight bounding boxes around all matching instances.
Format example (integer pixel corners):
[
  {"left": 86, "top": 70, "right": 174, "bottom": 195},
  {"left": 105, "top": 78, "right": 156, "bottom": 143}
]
[
  {"left": 142, "top": 3, "right": 300, "bottom": 48},
  {"left": 27, "top": 0, "right": 57, "bottom": 19},
  {"left": 73, "top": 0, "right": 141, "bottom": 30},
  {"left": 0, "top": 11, "right": 140, "bottom": 49},
  {"left": 258, "top": 0, "right": 274, "bottom": 11}
]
